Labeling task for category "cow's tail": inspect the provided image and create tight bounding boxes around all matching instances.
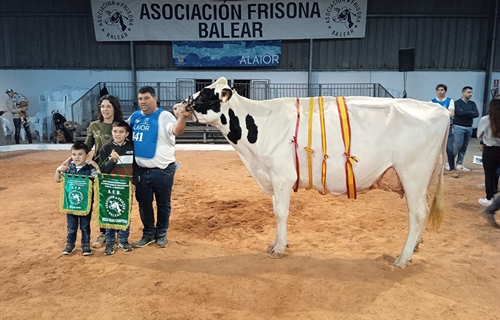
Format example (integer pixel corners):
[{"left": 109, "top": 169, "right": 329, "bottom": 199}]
[
  {"left": 428, "top": 128, "right": 447, "bottom": 230},
  {"left": 428, "top": 169, "right": 444, "bottom": 230}
]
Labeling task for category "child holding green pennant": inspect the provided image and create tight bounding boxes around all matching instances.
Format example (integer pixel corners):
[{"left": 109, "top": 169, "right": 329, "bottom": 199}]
[
  {"left": 55, "top": 142, "right": 100, "bottom": 256},
  {"left": 98, "top": 120, "right": 134, "bottom": 256}
]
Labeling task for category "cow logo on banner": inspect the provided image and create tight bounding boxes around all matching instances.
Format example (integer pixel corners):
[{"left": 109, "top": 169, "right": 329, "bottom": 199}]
[
  {"left": 324, "top": 0, "right": 364, "bottom": 38},
  {"left": 95, "top": 2, "right": 135, "bottom": 40},
  {"left": 105, "top": 196, "right": 126, "bottom": 218},
  {"left": 68, "top": 190, "right": 84, "bottom": 206}
]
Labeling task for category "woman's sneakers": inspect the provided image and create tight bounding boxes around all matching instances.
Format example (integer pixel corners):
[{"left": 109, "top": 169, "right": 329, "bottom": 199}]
[
  {"left": 478, "top": 198, "right": 493, "bottom": 206},
  {"left": 92, "top": 233, "right": 106, "bottom": 248}
]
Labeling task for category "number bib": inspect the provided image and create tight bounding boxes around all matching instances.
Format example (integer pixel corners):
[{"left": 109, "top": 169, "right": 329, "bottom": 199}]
[{"left": 129, "top": 109, "right": 163, "bottom": 159}]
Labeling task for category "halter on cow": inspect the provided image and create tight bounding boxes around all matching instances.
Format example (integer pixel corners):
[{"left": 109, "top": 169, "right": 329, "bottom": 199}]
[{"left": 178, "top": 77, "right": 450, "bottom": 268}]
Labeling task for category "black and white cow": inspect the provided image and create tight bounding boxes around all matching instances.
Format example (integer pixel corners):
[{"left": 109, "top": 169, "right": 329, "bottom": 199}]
[{"left": 176, "top": 77, "right": 450, "bottom": 268}]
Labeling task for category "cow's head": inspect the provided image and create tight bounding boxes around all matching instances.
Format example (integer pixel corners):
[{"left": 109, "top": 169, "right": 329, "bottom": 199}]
[{"left": 182, "top": 77, "right": 233, "bottom": 124}]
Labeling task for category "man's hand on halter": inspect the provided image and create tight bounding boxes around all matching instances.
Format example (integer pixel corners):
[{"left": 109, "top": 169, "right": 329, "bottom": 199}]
[
  {"left": 172, "top": 102, "right": 193, "bottom": 136},
  {"left": 173, "top": 102, "right": 193, "bottom": 120}
]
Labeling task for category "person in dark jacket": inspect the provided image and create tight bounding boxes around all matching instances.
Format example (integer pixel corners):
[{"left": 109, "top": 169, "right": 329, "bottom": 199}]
[
  {"left": 98, "top": 120, "right": 135, "bottom": 255},
  {"left": 449, "top": 86, "right": 479, "bottom": 177}
]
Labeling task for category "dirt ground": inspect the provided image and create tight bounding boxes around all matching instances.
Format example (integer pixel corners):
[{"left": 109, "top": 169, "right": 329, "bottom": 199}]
[{"left": 0, "top": 144, "right": 499, "bottom": 320}]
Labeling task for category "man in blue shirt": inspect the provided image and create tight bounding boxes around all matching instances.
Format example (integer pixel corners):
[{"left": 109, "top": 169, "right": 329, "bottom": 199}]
[{"left": 129, "top": 86, "right": 192, "bottom": 248}]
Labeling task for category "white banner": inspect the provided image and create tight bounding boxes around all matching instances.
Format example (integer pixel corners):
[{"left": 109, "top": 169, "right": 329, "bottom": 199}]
[{"left": 90, "top": 0, "right": 367, "bottom": 42}]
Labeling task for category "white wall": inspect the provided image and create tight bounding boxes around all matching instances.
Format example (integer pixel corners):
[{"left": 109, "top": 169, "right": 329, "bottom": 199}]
[{"left": 1, "top": 69, "right": 499, "bottom": 128}]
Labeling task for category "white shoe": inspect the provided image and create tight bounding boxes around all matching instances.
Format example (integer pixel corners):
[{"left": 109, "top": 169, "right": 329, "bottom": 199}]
[
  {"left": 456, "top": 165, "right": 471, "bottom": 172},
  {"left": 444, "top": 163, "right": 450, "bottom": 171},
  {"left": 478, "top": 198, "right": 493, "bottom": 206}
]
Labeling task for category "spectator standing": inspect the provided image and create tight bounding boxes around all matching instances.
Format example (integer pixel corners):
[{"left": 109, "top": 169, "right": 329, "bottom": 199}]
[
  {"left": 5, "top": 89, "right": 33, "bottom": 144},
  {"left": 449, "top": 86, "right": 479, "bottom": 177},
  {"left": 476, "top": 99, "right": 500, "bottom": 206},
  {"left": 431, "top": 84, "right": 455, "bottom": 171},
  {"left": 0, "top": 108, "right": 6, "bottom": 146}
]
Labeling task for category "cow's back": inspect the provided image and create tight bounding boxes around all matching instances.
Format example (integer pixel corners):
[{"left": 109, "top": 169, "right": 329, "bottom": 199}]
[{"left": 294, "top": 96, "right": 449, "bottom": 194}]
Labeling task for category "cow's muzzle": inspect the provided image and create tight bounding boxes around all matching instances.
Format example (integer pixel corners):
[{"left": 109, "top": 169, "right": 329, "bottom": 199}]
[{"left": 184, "top": 95, "right": 200, "bottom": 123}]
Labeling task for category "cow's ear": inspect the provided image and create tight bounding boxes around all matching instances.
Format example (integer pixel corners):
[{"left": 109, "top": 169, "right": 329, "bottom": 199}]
[{"left": 220, "top": 88, "right": 232, "bottom": 102}]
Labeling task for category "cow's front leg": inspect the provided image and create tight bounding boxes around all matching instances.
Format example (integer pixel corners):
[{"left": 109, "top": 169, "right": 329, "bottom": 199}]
[{"left": 268, "top": 187, "right": 292, "bottom": 259}]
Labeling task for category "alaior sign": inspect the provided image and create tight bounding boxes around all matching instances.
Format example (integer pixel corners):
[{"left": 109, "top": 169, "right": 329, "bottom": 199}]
[{"left": 90, "top": 0, "right": 367, "bottom": 41}]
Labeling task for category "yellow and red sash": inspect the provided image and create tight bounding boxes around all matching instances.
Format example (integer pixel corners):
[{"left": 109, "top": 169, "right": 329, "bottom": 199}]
[
  {"left": 292, "top": 98, "right": 301, "bottom": 192},
  {"left": 336, "top": 96, "right": 358, "bottom": 199},
  {"left": 295, "top": 96, "right": 358, "bottom": 198}
]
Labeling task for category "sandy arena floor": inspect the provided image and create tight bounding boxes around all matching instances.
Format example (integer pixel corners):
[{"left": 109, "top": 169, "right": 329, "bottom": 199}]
[{"left": 0, "top": 143, "right": 498, "bottom": 319}]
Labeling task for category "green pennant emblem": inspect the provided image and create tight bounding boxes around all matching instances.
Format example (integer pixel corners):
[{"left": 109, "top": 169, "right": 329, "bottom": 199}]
[
  {"left": 60, "top": 174, "right": 92, "bottom": 216},
  {"left": 96, "top": 174, "right": 132, "bottom": 231}
]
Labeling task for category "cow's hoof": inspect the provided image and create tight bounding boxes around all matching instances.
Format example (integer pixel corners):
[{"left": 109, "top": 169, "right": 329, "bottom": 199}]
[
  {"left": 266, "top": 244, "right": 275, "bottom": 254},
  {"left": 268, "top": 250, "right": 285, "bottom": 259},
  {"left": 413, "top": 239, "right": 424, "bottom": 252},
  {"left": 393, "top": 258, "right": 409, "bottom": 269}
]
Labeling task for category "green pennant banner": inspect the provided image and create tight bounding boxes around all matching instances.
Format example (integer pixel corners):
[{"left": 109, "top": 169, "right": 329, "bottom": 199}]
[
  {"left": 96, "top": 174, "right": 132, "bottom": 231},
  {"left": 60, "top": 174, "right": 92, "bottom": 216}
]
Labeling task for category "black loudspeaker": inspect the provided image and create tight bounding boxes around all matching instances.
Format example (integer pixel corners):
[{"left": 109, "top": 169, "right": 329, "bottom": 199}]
[{"left": 399, "top": 48, "right": 415, "bottom": 72}]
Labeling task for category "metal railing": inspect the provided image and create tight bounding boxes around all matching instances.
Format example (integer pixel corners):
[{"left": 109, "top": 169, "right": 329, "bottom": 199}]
[{"left": 69, "top": 81, "right": 393, "bottom": 143}]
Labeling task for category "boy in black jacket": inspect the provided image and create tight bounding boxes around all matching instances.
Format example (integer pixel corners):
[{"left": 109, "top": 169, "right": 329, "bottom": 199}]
[{"left": 98, "top": 120, "right": 134, "bottom": 255}]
